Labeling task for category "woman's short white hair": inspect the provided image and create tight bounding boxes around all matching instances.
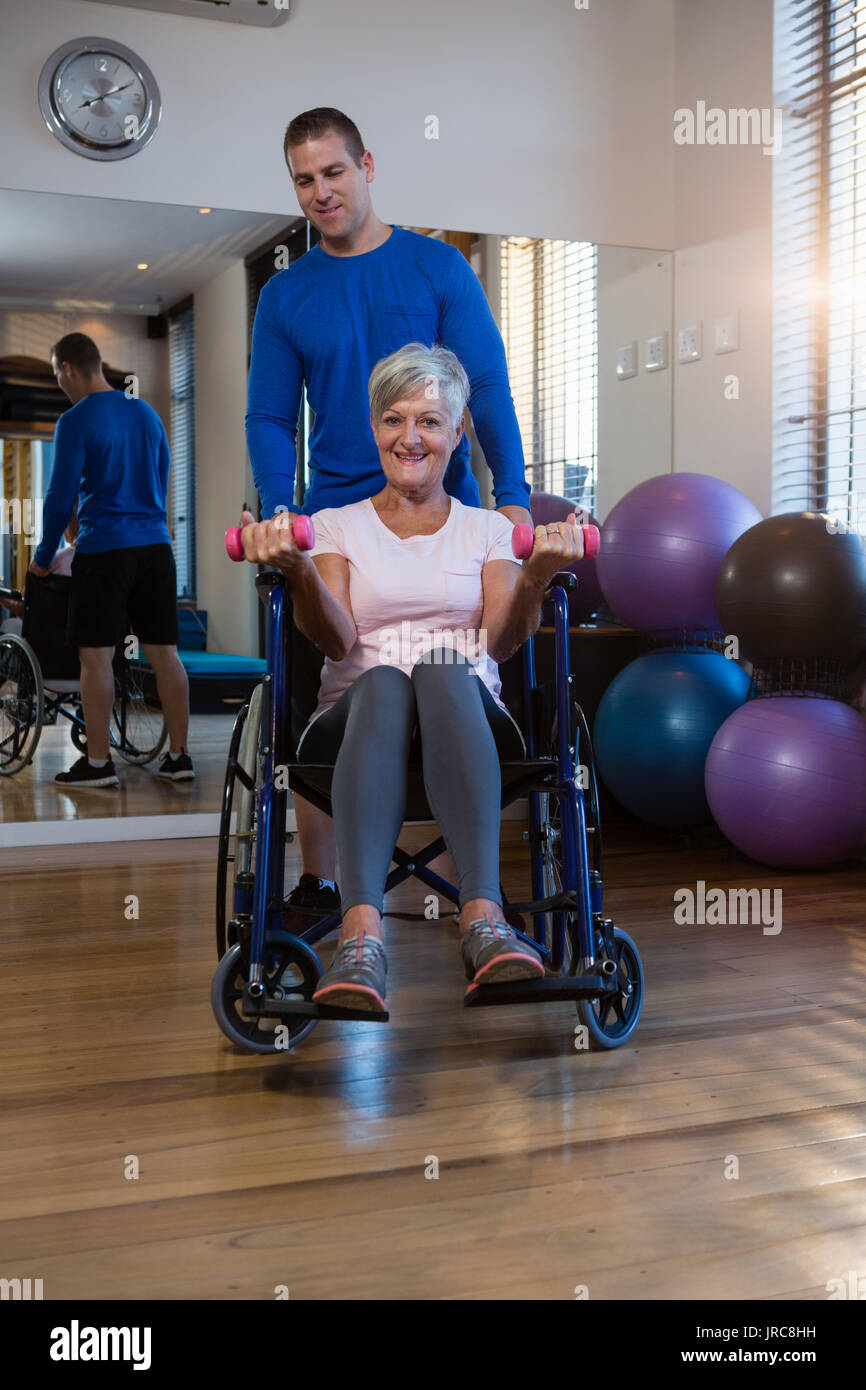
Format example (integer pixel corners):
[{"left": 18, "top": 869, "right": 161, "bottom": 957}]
[{"left": 368, "top": 342, "right": 470, "bottom": 431}]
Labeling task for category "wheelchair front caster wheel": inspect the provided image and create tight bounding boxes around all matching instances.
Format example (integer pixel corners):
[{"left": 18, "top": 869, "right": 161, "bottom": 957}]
[
  {"left": 576, "top": 927, "right": 644, "bottom": 1050},
  {"left": 211, "top": 936, "right": 321, "bottom": 1054}
]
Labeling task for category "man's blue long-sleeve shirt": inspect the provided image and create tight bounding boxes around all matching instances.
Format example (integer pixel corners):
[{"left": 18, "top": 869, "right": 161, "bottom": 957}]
[
  {"left": 245, "top": 225, "right": 530, "bottom": 518},
  {"left": 34, "top": 392, "right": 171, "bottom": 569}
]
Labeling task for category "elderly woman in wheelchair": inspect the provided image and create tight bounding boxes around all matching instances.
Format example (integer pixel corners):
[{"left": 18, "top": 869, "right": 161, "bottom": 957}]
[{"left": 235, "top": 342, "right": 584, "bottom": 1014}]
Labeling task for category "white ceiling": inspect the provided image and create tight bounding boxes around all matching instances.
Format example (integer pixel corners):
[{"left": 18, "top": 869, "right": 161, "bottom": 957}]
[{"left": 0, "top": 188, "right": 297, "bottom": 309}]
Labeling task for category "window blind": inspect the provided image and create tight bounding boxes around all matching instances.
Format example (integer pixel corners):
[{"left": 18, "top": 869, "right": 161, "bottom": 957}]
[
  {"left": 774, "top": 0, "right": 866, "bottom": 523},
  {"left": 499, "top": 236, "right": 597, "bottom": 512},
  {"left": 168, "top": 303, "right": 196, "bottom": 598}
]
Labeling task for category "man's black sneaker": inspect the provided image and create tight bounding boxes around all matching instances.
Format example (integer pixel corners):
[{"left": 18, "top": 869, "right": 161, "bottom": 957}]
[
  {"left": 282, "top": 873, "right": 341, "bottom": 932},
  {"left": 158, "top": 751, "right": 195, "bottom": 781},
  {"left": 55, "top": 756, "right": 119, "bottom": 788}
]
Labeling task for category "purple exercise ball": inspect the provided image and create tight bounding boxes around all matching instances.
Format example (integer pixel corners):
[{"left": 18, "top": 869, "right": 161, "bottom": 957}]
[
  {"left": 530, "top": 491, "right": 604, "bottom": 622},
  {"left": 705, "top": 697, "right": 866, "bottom": 868},
  {"left": 596, "top": 472, "right": 763, "bottom": 633}
]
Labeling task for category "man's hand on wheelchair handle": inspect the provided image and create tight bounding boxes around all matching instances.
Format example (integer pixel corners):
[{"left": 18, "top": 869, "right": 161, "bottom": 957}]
[
  {"left": 237, "top": 508, "right": 309, "bottom": 573},
  {"left": 521, "top": 513, "right": 584, "bottom": 587},
  {"left": 28, "top": 559, "right": 51, "bottom": 578}
]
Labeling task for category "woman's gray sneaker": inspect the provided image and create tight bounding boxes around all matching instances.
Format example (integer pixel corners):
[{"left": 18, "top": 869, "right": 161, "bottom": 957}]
[
  {"left": 461, "top": 915, "right": 544, "bottom": 994},
  {"left": 312, "top": 934, "right": 388, "bottom": 1013}
]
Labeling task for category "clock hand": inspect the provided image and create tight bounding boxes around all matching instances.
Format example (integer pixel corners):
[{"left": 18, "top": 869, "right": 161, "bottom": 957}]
[{"left": 76, "top": 81, "right": 135, "bottom": 110}]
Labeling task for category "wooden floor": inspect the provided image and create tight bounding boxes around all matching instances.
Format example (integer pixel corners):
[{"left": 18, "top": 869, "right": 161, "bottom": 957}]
[
  {"left": 0, "top": 713, "right": 235, "bottom": 822},
  {"left": 0, "top": 818, "right": 864, "bottom": 1301}
]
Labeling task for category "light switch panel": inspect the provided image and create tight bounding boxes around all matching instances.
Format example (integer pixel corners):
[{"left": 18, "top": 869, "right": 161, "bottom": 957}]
[
  {"left": 714, "top": 313, "right": 740, "bottom": 354},
  {"left": 678, "top": 323, "right": 703, "bottom": 363},
  {"left": 645, "top": 331, "right": 668, "bottom": 372},
  {"left": 616, "top": 341, "right": 637, "bottom": 380}
]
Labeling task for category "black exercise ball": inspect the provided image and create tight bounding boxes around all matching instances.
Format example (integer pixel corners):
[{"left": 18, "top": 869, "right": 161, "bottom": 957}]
[{"left": 715, "top": 512, "right": 866, "bottom": 663}]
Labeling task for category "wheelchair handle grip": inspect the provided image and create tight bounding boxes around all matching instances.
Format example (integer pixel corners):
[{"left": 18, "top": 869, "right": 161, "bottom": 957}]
[
  {"left": 512, "top": 521, "right": 600, "bottom": 562},
  {"left": 225, "top": 514, "right": 315, "bottom": 562}
]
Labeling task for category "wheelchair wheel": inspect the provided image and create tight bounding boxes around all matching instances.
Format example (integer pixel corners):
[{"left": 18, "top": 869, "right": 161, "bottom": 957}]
[
  {"left": 540, "top": 697, "right": 603, "bottom": 971},
  {"left": 0, "top": 633, "right": 44, "bottom": 776},
  {"left": 211, "top": 934, "right": 320, "bottom": 1054},
  {"left": 576, "top": 926, "right": 644, "bottom": 1050},
  {"left": 70, "top": 713, "right": 87, "bottom": 754},
  {"left": 112, "top": 661, "right": 168, "bottom": 764},
  {"left": 216, "top": 683, "right": 261, "bottom": 959}
]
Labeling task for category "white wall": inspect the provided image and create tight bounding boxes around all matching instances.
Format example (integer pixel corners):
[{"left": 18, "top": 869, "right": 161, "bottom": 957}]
[
  {"left": 672, "top": 0, "right": 774, "bottom": 516},
  {"left": 0, "top": 0, "right": 676, "bottom": 249},
  {"left": 596, "top": 246, "right": 673, "bottom": 521},
  {"left": 192, "top": 259, "right": 258, "bottom": 656}
]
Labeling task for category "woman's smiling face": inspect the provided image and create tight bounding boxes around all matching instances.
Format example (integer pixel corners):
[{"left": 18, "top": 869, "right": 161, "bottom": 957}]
[{"left": 371, "top": 388, "right": 464, "bottom": 496}]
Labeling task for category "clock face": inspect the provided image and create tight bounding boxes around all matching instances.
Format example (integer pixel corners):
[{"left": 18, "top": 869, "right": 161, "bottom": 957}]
[
  {"left": 56, "top": 51, "right": 147, "bottom": 146},
  {"left": 38, "top": 38, "right": 161, "bottom": 161}
]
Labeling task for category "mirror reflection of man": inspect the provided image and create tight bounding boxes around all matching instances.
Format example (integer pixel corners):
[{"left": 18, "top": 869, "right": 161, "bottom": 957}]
[
  {"left": 245, "top": 106, "right": 532, "bottom": 930},
  {"left": 31, "top": 333, "right": 193, "bottom": 787}
]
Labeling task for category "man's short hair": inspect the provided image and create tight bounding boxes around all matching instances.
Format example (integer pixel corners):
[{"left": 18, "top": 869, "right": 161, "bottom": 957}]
[
  {"left": 283, "top": 107, "right": 365, "bottom": 169},
  {"left": 51, "top": 332, "right": 101, "bottom": 376}
]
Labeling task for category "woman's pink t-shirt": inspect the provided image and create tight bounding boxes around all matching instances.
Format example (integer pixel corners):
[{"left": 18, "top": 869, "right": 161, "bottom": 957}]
[{"left": 308, "top": 497, "right": 519, "bottom": 722}]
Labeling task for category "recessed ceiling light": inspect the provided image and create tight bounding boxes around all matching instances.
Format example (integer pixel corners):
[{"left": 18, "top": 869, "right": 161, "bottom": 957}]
[{"left": 137, "top": 263, "right": 148, "bottom": 270}]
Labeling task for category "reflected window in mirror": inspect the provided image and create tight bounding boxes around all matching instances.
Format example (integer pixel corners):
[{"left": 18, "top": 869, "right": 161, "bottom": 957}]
[
  {"left": 500, "top": 237, "right": 597, "bottom": 515},
  {"left": 168, "top": 302, "right": 196, "bottom": 599}
]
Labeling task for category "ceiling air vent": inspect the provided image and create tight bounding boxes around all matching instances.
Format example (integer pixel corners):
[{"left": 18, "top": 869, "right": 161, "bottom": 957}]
[{"left": 59, "top": 0, "right": 291, "bottom": 27}]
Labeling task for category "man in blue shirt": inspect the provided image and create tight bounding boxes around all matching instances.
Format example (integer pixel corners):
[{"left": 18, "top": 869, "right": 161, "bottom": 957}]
[
  {"left": 245, "top": 106, "right": 531, "bottom": 925},
  {"left": 31, "top": 332, "right": 193, "bottom": 786}
]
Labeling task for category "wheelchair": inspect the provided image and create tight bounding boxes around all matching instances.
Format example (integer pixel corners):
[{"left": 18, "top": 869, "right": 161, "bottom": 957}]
[
  {"left": 0, "top": 573, "right": 168, "bottom": 776},
  {"left": 212, "top": 564, "right": 644, "bottom": 1056}
]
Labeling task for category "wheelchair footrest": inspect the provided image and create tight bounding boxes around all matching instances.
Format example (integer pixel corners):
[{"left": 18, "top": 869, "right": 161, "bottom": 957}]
[
  {"left": 464, "top": 973, "right": 608, "bottom": 1007},
  {"left": 243, "top": 996, "right": 389, "bottom": 1023}
]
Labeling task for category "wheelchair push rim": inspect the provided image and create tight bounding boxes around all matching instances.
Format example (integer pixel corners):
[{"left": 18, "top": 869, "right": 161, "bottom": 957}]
[
  {"left": 216, "top": 683, "right": 262, "bottom": 959},
  {"left": 111, "top": 660, "right": 168, "bottom": 764},
  {"left": 0, "top": 633, "right": 44, "bottom": 776}
]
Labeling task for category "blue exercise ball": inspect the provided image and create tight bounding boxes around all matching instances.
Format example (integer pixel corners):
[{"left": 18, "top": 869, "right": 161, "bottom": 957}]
[{"left": 593, "top": 650, "right": 751, "bottom": 827}]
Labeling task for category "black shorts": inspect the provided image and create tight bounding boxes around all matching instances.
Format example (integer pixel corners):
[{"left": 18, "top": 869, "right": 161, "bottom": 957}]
[{"left": 67, "top": 544, "right": 179, "bottom": 649}]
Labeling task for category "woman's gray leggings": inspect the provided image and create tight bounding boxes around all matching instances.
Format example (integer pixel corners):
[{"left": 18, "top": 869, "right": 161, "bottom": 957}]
[{"left": 296, "top": 652, "right": 524, "bottom": 915}]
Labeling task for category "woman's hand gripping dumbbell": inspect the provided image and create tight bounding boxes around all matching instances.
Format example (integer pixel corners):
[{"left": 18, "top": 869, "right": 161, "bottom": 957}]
[
  {"left": 225, "top": 510, "right": 316, "bottom": 569},
  {"left": 511, "top": 514, "right": 600, "bottom": 587}
]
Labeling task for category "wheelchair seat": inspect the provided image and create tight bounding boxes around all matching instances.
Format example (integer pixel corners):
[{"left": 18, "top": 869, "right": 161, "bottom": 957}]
[
  {"left": 291, "top": 757, "right": 557, "bottom": 824},
  {"left": 21, "top": 573, "right": 80, "bottom": 683}
]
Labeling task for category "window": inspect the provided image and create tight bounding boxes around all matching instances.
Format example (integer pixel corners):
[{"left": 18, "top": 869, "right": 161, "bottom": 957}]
[
  {"left": 500, "top": 237, "right": 597, "bottom": 512},
  {"left": 168, "top": 301, "right": 195, "bottom": 598},
  {"left": 774, "top": 0, "right": 866, "bottom": 524}
]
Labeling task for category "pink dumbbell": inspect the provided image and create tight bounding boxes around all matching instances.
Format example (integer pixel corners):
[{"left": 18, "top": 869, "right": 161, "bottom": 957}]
[
  {"left": 512, "top": 521, "right": 600, "bottom": 561},
  {"left": 225, "top": 513, "right": 316, "bottom": 561}
]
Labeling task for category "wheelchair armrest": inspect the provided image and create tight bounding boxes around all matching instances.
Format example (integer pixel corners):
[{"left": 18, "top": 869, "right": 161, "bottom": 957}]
[
  {"left": 254, "top": 570, "right": 289, "bottom": 604},
  {"left": 545, "top": 571, "right": 577, "bottom": 592},
  {"left": 0, "top": 586, "right": 24, "bottom": 604}
]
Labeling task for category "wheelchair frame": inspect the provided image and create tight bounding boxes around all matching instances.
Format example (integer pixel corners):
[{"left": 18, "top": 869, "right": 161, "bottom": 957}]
[
  {"left": 0, "top": 580, "right": 168, "bottom": 776},
  {"left": 213, "top": 569, "right": 644, "bottom": 1054}
]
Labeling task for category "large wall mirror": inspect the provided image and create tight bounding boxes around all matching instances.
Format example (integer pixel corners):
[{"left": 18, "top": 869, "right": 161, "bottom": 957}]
[{"left": 0, "top": 188, "right": 672, "bottom": 841}]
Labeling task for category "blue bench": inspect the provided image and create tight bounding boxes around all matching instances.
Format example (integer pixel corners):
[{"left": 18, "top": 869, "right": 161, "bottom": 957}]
[{"left": 134, "top": 608, "right": 266, "bottom": 712}]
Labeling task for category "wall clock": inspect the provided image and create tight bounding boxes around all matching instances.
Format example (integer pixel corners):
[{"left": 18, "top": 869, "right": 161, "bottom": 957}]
[{"left": 38, "top": 36, "right": 162, "bottom": 161}]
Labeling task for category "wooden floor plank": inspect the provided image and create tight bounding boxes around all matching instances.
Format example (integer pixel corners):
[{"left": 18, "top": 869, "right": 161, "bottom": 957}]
[{"left": 0, "top": 822, "right": 864, "bottom": 1299}]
